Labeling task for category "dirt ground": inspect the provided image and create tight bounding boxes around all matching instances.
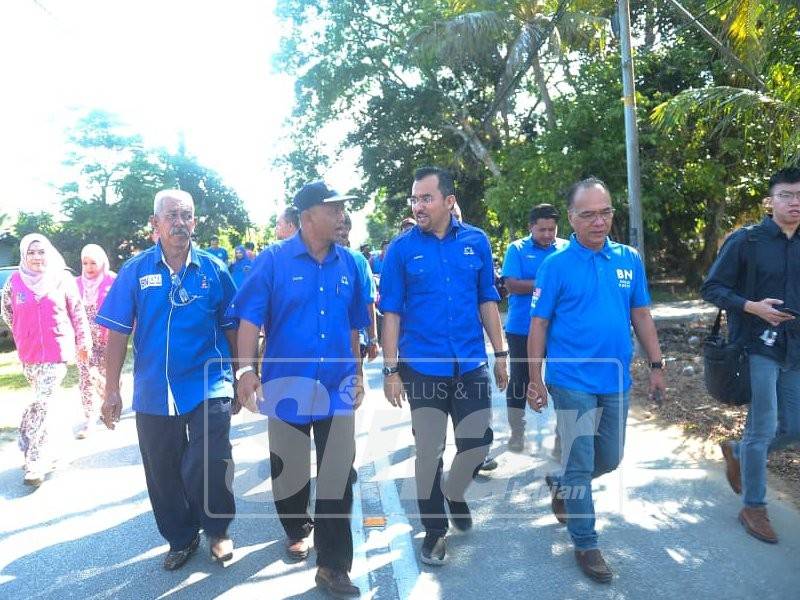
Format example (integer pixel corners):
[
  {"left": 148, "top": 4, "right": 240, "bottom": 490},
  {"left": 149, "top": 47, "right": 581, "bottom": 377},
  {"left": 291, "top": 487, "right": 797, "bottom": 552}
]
[{"left": 630, "top": 317, "right": 800, "bottom": 508}]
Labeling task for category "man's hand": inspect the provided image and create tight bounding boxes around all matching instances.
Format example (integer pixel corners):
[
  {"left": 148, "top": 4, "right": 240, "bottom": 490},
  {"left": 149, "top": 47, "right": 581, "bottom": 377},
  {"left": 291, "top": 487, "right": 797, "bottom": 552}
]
[
  {"left": 649, "top": 368, "right": 667, "bottom": 403},
  {"left": 366, "top": 342, "right": 379, "bottom": 361},
  {"left": 352, "top": 372, "right": 366, "bottom": 409},
  {"left": 101, "top": 390, "right": 123, "bottom": 430},
  {"left": 526, "top": 379, "right": 548, "bottom": 413},
  {"left": 236, "top": 371, "right": 262, "bottom": 413},
  {"left": 493, "top": 357, "right": 509, "bottom": 391},
  {"left": 746, "top": 298, "right": 796, "bottom": 327},
  {"left": 384, "top": 372, "right": 406, "bottom": 408}
]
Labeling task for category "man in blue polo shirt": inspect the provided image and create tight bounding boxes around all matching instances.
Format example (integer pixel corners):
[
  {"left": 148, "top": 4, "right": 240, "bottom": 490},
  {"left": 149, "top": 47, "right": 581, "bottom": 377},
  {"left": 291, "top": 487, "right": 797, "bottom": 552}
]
[
  {"left": 380, "top": 166, "right": 508, "bottom": 566},
  {"left": 98, "top": 189, "right": 237, "bottom": 571},
  {"left": 230, "top": 181, "right": 368, "bottom": 599},
  {"left": 205, "top": 235, "right": 229, "bottom": 264},
  {"left": 502, "top": 203, "right": 567, "bottom": 452},
  {"left": 526, "top": 177, "right": 665, "bottom": 583}
]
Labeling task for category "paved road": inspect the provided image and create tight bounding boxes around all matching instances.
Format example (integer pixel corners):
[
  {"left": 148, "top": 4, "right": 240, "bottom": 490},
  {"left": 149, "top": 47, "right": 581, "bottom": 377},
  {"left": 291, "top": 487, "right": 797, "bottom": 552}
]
[{"left": 1, "top": 355, "right": 799, "bottom": 599}]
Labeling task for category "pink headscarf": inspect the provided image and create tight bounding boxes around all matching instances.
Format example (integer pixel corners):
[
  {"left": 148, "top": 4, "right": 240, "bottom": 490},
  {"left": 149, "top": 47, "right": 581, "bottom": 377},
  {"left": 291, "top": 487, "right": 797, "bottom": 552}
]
[
  {"left": 18, "top": 233, "right": 68, "bottom": 300},
  {"left": 79, "top": 244, "right": 115, "bottom": 307}
]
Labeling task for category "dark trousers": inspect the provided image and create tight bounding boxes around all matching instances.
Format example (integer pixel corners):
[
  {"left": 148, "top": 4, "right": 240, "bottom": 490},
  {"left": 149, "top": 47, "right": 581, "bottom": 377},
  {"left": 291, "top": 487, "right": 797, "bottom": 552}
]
[
  {"left": 506, "top": 333, "right": 529, "bottom": 433},
  {"left": 400, "top": 364, "right": 493, "bottom": 535},
  {"left": 136, "top": 398, "right": 235, "bottom": 551},
  {"left": 268, "top": 414, "right": 355, "bottom": 572}
]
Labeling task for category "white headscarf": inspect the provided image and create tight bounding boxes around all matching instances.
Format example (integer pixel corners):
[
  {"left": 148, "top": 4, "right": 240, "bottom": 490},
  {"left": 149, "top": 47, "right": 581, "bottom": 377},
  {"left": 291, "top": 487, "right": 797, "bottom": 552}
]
[
  {"left": 80, "top": 244, "right": 112, "bottom": 307},
  {"left": 18, "top": 233, "right": 67, "bottom": 300}
]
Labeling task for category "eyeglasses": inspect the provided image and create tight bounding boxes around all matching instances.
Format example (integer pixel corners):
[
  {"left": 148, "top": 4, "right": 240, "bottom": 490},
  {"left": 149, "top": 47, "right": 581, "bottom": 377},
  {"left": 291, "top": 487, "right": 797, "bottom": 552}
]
[
  {"left": 572, "top": 208, "right": 615, "bottom": 222},
  {"left": 772, "top": 191, "right": 800, "bottom": 202},
  {"left": 407, "top": 194, "right": 437, "bottom": 206},
  {"left": 169, "top": 273, "right": 200, "bottom": 307}
]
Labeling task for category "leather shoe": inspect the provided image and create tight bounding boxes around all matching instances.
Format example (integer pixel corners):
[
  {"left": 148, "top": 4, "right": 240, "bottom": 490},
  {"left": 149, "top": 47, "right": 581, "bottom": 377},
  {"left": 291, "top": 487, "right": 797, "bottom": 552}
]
[
  {"left": 544, "top": 475, "right": 567, "bottom": 524},
  {"left": 739, "top": 507, "right": 778, "bottom": 543},
  {"left": 315, "top": 566, "right": 360, "bottom": 598},
  {"left": 209, "top": 535, "right": 234, "bottom": 563},
  {"left": 163, "top": 534, "right": 200, "bottom": 571},
  {"left": 719, "top": 441, "right": 742, "bottom": 495},
  {"left": 575, "top": 548, "right": 612, "bottom": 583},
  {"left": 286, "top": 536, "right": 310, "bottom": 561}
]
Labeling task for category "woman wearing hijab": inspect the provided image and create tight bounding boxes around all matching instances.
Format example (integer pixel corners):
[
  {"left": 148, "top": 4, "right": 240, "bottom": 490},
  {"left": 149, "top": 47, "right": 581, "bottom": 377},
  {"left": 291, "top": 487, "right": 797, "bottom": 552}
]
[
  {"left": 0, "top": 234, "right": 91, "bottom": 486},
  {"left": 75, "top": 244, "right": 116, "bottom": 438},
  {"left": 228, "top": 244, "right": 253, "bottom": 288}
]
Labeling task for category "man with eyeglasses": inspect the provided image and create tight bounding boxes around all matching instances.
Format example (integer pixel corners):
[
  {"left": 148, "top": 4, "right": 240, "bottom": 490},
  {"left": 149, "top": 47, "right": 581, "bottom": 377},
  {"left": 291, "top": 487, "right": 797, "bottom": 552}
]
[
  {"left": 380, "top": 166, "right": 508, "bottom": 566},
  {"left": 230, "top": 181, "right": 368, "bottom": 598},
  {"left": 502, "top": 203, "right": 568, "bottom": 453},
  {"left": 97, "top": 189, "right": 238, "bottom": 571},
  {"left": 526, "top": 177, "right": 665, "bottom": 583},
  {"left": 703, "top": 167, "right": 800, "bottom": 545}
]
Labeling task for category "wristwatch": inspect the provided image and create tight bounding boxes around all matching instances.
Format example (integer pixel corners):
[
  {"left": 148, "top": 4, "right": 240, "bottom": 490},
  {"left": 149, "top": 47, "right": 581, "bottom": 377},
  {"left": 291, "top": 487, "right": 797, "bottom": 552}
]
[
  {"left": 649, "top": 359, "right": 666, "bottom": 369},
  {"left": 367, "top": 337, "right": 378, "bottom": 346},
  {"left": 383, "top": 365, "right": 399, "bottom": 376},
  {"left": 235, "top": 365, "right": 255, "bottom": 379},
  {"left": 494, "top": 350, "right": 509, "bottom": 358}
]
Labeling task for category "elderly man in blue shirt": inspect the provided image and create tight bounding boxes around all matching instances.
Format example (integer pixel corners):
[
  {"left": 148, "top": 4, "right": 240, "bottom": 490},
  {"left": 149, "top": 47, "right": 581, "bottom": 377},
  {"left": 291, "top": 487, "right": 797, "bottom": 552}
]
[
  {"left": 230, "top": 181, "right": 368, "bottom": 599},
  {"left": 380, "top": 166, "right": 509, "bottom": 566},
  {"left": 502, "top": 203, "right": 567, "bottom": 452},
  {"left": 98, "top": 189, "right": 237, "bottom": 571},
  {"left": 526, "top": 177, "right": 665, "bottom": 583}
]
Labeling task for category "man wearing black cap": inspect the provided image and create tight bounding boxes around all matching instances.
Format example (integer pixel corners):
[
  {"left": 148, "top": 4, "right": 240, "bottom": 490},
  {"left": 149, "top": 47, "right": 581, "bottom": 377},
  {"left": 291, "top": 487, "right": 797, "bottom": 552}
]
[{"left": 229, "top": 181, "right": 369, "bottom": 598}]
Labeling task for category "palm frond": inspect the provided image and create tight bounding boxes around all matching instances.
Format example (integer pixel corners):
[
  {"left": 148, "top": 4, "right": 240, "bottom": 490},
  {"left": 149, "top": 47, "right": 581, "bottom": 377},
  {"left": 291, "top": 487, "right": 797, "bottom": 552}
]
[{"left": 408, "top": 11, "right": 508, "bottom": 69}]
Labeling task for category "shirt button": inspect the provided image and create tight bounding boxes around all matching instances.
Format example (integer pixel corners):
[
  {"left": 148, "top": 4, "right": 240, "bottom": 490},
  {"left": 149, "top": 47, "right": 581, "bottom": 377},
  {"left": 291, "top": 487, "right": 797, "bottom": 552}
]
[
  {"left": 320, "top": 357, "right": 325, "bottom": 362},
  {"left": 320, "top": 309, "right": 325, "bottom": 315},
  {"left": 321, "top": 333, "right": 326, "bottom": 339},
  {"left": 448, "top": 297, "right": 452, "bottom": 301},
  {"left": 319, "top": 287, "right": 324, "bottom": 292},
  {"left": 446, "top": 277, "right": 450, "bottom": 282}
]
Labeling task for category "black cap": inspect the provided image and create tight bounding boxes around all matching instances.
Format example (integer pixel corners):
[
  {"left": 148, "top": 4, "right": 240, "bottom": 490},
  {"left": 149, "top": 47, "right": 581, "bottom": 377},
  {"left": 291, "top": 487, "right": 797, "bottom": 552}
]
[{"left": 292, "top": 181, "right": 356, "bottom": 212}]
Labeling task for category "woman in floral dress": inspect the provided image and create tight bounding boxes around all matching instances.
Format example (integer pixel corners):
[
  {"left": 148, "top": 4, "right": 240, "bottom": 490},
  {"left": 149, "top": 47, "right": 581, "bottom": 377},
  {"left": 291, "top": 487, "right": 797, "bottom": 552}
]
[
  {"left": 75, "top": 244, "right": 116, "bottom": 438},
  {"left": 0, "top": 234, "right": 91, "bottom": 486}
]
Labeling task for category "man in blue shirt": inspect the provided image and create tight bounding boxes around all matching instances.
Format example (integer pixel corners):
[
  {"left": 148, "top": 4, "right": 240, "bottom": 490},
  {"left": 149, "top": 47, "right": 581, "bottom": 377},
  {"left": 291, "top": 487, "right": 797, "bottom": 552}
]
[
  {"left": 526, "top": 178, "right": 665, "bottom": 583},
  {"left": 502, "top": 203, "right": 567, "bottom": 452},
  {"left": 231, "top": 181, "right": 368, "bottom": 599},
  {"left": 206, "top": 235, "right": 229, "bottom": 264},
  {"left": 380, "top": 166, "right": 508, "bottom": 566},
  {"left": 98, "top": 189, "right": 237, "bottom": 571},
  {"left": 369, "top": 240, "right": 388, "bottom": 274}
]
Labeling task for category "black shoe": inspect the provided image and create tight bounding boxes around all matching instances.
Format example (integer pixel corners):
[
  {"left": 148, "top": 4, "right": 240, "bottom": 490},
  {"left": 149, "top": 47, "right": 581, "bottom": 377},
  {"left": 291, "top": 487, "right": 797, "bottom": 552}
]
[
  {"left": 420, "top": 532, "right": 447, "bottom": 566},
  {"left": 446, "top": 497, "right": 473, "bottom": 532},
  {"left": 508, "top": 431, "right": 527, "bottom": 453},
  {"left": 479, "top": 457, "right": 498, "bottom": 471},
  {"left": 315, "top": 567, "right": 360, "bottom": 598},
  {"left": 163, "top": 534, "right": 200, "bottom": 571}
]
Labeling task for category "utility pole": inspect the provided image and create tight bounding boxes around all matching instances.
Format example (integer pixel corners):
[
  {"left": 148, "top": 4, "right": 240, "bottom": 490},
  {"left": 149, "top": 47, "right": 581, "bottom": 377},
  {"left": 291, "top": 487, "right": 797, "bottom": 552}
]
[{"left": 618, "top": 0, "right": 645, "bottom": 258}]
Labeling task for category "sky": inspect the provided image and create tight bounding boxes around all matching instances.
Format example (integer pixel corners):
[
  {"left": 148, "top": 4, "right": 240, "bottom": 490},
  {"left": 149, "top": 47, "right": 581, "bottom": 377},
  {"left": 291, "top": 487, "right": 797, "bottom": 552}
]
[{"left": 0, "top": 0, "right": 368, "bottom": 242}]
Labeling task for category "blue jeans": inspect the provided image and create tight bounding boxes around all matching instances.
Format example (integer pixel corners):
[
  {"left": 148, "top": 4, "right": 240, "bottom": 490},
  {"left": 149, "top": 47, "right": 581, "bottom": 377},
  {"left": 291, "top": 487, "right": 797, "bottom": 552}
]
[
  {"left": 548, "top": 385, "right": 629, "bottom": 550},
  {"left": 733, "top": 353, "right": 800, "bottom": 507}
]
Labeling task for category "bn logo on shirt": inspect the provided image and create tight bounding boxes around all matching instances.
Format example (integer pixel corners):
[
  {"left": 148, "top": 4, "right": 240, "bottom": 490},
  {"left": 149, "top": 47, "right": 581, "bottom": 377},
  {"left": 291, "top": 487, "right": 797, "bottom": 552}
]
[{"left": 616, "top": 269, "right": 633, "bottom": 289}]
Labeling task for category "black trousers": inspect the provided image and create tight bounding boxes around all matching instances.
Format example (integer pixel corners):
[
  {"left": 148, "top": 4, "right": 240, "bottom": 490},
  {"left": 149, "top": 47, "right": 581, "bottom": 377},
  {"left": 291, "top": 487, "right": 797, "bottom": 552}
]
[
  {"left": 136, "top": 398, "right": 235, "bottom": 551},
  {"left": 506, "top": 333, "right": 530, "bottom": 433},
  {"left": 268, "top": 414, "right": 356, "bottom": 572},
  {"left": 400, "top": 364, "right": 493, "bottom": 535}
]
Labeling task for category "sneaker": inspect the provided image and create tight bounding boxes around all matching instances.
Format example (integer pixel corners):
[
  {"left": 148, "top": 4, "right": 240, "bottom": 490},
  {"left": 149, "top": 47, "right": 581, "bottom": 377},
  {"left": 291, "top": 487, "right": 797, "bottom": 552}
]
[
  {"left": 420, "top": 532, "right": 447, "bottom": 566},
  {"left": 446, "top": 497, "right": 472, "bottom": 532},
  {"left": 479, "top": 457, "right": 498, "bottom": 471}
]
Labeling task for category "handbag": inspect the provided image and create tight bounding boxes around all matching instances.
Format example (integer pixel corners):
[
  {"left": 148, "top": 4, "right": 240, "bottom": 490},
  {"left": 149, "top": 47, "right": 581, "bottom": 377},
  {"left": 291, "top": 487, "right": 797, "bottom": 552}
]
[
  {"left": 702, "top": 310, "right": 751, "bottom": 405},
  {"left": 702, "top": 226, "right": 759, "bottom": 406}
]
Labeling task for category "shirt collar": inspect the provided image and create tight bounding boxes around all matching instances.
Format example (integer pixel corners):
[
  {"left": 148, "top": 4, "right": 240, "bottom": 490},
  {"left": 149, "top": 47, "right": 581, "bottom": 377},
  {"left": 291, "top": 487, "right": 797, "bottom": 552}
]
[
  {"left": 414, "top": 215, "right": 463, "bottom": 240},
  {"left": 157, "top": 241, "right": 199, "bottom": 274},
  {"left": 568, "top": 233, "right": 612, "bottom": 260},
  {"left": 288, "top": 229, "right": 339, "bottom": 262},
  {"left": 760, "top": 215, "right": 799, "bottom": 239}
]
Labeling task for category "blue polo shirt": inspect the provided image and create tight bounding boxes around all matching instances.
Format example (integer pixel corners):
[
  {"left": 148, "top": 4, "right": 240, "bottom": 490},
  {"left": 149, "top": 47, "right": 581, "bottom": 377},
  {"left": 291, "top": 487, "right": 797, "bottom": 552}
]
[
  {"left": 531, "top": 234, "right": 651, "bottom": 394},
  {"left": 349, "top": 248, "right": 377, "bottom": 346},
  {"left": 379, "top": 217, "right": 501, "bottom": 376},
  {"left": 206, "top": 246, "right": 229, "bottom": 264},
  {"left": 227, "top": 232, "right": 369, "bottom": 424},
  {"left": 96, "top": 243, "right": 237, "bottom": 416},
  {"left": 502, "top": 235, "right": 568, "bottom": 335},
  {"left": 230, "top": 257, "right": 253, "bottom": 288}
]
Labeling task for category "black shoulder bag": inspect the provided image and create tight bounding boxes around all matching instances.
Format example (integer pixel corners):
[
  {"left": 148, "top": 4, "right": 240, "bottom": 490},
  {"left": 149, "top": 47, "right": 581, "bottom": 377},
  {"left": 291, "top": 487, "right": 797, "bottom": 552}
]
[{"left": 702, "top": 229, "right": 758, "bottom": 406}]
